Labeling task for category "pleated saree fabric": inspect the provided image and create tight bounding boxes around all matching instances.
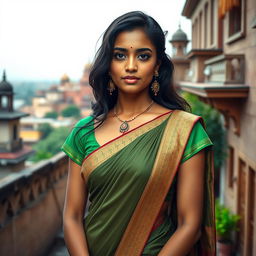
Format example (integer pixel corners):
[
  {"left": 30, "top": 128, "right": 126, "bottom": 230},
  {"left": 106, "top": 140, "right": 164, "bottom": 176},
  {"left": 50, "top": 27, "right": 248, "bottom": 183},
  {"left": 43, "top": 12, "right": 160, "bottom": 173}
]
[{"left": 62, "top": 110, "right": 216, "bottom": 255}]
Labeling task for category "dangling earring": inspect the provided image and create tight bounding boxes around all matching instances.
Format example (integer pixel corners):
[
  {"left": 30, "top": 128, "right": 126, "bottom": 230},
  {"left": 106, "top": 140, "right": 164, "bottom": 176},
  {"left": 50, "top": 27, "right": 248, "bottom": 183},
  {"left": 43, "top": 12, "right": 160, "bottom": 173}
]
[
  {"left": 108, "top": 79, "right": 115, "bottom": 95},
  {"left": 151, "top": 70, "right": 160, "bottom": 96}
]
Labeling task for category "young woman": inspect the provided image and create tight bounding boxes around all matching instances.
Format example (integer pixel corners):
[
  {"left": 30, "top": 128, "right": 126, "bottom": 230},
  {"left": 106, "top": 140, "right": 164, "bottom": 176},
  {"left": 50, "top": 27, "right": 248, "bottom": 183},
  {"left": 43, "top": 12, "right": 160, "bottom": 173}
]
[{"left": 61, "top": 11, "right": 216, "bottom": 256}]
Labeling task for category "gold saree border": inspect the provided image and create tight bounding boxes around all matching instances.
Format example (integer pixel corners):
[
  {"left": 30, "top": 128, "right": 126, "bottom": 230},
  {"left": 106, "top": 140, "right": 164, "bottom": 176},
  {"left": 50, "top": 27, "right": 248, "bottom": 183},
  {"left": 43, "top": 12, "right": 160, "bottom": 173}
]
[
  {"left": 81, "top": 111, "right": 172, "bottom": 182},
  {"left": 115, "top": 110, "right": 216, "bottom": 256}
]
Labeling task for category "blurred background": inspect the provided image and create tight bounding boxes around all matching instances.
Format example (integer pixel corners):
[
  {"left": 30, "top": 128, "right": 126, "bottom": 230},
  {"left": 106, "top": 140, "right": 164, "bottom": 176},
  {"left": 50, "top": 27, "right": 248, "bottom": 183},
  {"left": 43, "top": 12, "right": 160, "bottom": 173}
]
[{"left": 0, "top": 0, "right": 255, "bottom": 255}]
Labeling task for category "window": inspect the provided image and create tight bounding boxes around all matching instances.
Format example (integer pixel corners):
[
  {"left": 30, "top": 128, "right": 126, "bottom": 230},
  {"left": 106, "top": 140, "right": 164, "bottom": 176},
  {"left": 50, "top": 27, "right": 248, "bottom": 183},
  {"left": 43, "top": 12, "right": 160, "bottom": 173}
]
[
  {"left": 1, "top": 96, "right": 8, "bottom": 109},
  {"left": 228, "top": 146, "right": 234, "bottom": 188},
  {"left": 210, "top": 0, "right": 215, "bottom": 45},
  {"left": 13, "top": 125, "right": 17, "bottom": 140},
  {"left": 229, "top": 0, "right": 241, "bottom": 36},
  {"left": 248, "top": 167, "right": 255, "bottom": 254},
  {"left": 194, "top": 18, "right": 198, "bottom": 48},
  {"left": 227, "top": 0, "right": 245, "bottom": 43},
  {"left": 238, "top": 158, "right": 246, "bottom": 253},
  {"left": 204, "top": 3, "right": 209, "bottom": 48},
  {"left": 199, "top": 12, "right": 202, "bottom": 48},
  {"left": 192, "top": 21, "right": 197, "bottom": 48}
]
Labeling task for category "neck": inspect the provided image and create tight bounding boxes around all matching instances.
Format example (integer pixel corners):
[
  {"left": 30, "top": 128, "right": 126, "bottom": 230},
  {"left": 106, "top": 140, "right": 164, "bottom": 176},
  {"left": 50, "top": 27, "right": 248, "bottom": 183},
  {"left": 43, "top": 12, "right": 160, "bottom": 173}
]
[{"left": 115, "top": 93, "right": 153, "bottom": 116}]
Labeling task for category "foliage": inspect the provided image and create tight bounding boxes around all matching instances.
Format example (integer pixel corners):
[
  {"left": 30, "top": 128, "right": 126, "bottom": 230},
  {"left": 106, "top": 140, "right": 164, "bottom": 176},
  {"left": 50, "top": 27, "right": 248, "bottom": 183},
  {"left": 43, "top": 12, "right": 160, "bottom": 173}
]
[
  {"left": 30, "top": 126, "right": 70, "bottom": 162},
  {"left": 38, "top": 123, "right": 54, "bottom": 139},
  {"left": 31, "top": 150, "right": 53, "bottom": 162},
  {"left": 182, "top": 92, "right": 227, "bottom": 170},
  {"left": 215, "top": 200, "right": 240, "bottom": 242},
  {"left": 61, "top": 105, "right": 81, "bottom": 118},
  {"left": 44, "top": 111, "right": 58, "bottom": 119}
]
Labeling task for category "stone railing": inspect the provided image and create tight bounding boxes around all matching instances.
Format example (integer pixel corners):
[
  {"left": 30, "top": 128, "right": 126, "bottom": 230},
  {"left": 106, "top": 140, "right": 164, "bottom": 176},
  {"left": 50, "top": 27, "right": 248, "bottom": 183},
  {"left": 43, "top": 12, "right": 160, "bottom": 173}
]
[
  {"left": 204, "top": 54, "right": 245, "bottom": 84},
  {"left": 0, "top": 152, "right": 68, "bottom": 256}
]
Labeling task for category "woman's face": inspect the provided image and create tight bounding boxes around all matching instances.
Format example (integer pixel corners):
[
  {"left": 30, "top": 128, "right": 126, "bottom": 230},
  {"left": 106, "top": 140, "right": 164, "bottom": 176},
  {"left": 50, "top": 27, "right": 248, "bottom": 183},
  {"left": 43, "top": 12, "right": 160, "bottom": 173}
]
[{"left": 109, "top": 28, "right": 159, "bottom": 96}]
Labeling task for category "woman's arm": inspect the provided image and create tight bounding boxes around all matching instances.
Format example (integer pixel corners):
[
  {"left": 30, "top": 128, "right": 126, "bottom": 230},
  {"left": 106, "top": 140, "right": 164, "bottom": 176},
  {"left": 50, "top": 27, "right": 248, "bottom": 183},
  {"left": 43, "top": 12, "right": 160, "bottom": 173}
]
[
  {"left": 63, "top": 159, "right": 90, "bottom": 256},
  {"left": 158, "top": 150, "right": 205, "bottom": 256}
]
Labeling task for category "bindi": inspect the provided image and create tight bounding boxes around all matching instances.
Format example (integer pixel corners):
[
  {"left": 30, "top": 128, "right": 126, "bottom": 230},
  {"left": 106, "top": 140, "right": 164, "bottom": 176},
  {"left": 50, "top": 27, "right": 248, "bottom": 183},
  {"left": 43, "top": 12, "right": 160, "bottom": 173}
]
[{"left": 130, "top": 46, "right": 133, "bottom": 49}]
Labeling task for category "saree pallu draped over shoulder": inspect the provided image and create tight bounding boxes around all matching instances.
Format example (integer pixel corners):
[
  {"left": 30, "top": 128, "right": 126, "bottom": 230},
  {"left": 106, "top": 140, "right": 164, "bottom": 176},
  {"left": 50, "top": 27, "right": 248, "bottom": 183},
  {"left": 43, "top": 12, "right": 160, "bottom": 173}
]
[{"left": 81, "top": 110, "right": 216, "bottom": 256}]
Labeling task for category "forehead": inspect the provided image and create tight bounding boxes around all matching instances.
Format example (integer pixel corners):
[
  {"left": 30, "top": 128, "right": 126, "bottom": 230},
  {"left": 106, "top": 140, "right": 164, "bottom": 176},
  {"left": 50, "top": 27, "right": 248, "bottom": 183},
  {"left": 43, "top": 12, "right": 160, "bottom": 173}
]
[{"left": 114, "top": 28, "right": 155, "bottom": 50}]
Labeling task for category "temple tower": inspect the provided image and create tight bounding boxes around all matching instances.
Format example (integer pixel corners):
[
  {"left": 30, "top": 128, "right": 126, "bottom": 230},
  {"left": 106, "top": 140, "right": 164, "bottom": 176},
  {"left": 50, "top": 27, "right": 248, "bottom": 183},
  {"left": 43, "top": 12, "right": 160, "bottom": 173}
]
[
  {"left": 0, "top": 71, "right": 33, "bottom": 173},
  {"left": 169, "top": 25, "right": 190, "bottom": 82}
]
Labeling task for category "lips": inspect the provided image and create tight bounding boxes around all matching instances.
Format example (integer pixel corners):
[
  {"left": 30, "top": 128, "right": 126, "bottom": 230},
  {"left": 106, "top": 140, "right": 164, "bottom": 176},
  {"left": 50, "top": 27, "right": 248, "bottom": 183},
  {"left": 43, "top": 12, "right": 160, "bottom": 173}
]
[{"left": 122, "top": 76, "right": 140, "bottom": 84}]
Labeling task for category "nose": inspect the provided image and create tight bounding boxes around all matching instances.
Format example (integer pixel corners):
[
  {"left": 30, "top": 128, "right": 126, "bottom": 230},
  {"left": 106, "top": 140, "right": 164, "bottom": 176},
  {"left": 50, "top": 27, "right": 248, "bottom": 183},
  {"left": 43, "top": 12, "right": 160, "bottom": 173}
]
[{"left": 125, "top": 56, "right": 137, "bottom": 72}]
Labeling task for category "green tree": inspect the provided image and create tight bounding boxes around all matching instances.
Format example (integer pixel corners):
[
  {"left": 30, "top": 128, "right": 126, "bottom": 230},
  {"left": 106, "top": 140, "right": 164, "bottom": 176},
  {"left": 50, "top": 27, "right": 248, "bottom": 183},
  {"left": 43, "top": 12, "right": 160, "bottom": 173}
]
[
  {"left": 31, "top": 150, "right": 53, "bottom": 162},
  {"left": 44, "top": 111, "right": 58, "bottom": 119},
  {"left": 61, "top": 105, "right": 81, "bottom": 118},
  {"left": 38, "top": 123, "right": 54, "bottom": 139},
  {"left": 182, "top": 92, "right": 227, "bottom": 170},
  {"left": 31, "top": 126, "right": 70, "bottom": 162}
]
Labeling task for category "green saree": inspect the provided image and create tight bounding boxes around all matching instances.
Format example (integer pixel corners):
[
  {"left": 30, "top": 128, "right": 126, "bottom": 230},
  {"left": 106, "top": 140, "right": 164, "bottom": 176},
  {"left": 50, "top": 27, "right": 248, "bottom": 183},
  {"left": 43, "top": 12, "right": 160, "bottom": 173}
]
[{"left": 61, "top": 110, "right": 216, "bottom": 256}]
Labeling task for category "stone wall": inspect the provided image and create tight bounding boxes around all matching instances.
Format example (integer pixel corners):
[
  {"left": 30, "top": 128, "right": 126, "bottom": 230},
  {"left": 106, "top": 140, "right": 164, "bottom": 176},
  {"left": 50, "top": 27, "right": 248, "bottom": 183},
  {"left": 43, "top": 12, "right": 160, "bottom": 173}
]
[{"left": 0, "top": 152, "right": 68, "bottom": 256}]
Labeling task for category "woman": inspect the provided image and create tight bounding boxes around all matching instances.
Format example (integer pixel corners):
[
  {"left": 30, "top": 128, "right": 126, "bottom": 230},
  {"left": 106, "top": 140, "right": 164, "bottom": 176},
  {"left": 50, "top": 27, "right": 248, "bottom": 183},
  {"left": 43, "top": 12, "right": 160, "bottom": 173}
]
[{"left": 61, "top": 11, "right": 216, "bottom": 256}]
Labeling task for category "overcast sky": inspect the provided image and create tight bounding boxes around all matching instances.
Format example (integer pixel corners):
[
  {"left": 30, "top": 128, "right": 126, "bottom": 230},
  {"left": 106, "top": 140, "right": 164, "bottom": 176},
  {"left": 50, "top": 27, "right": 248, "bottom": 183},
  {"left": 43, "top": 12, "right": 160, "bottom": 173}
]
[{"left": 0, "top": 0, "right": 191, "bottom": 81}]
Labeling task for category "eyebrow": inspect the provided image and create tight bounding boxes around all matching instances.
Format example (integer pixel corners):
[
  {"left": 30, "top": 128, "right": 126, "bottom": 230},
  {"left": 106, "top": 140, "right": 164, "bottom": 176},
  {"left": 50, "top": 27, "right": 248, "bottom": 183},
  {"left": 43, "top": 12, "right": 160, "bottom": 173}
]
[{"left": 113, "top": 47, "right": 153, "bottom": 53}]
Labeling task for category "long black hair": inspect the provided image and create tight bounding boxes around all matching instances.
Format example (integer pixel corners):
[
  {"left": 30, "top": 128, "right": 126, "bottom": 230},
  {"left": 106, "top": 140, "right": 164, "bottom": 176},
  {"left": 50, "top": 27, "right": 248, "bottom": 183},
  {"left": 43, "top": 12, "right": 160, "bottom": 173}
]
[{"left": 80, "top": 11, "right": 190, "bottom": 132}]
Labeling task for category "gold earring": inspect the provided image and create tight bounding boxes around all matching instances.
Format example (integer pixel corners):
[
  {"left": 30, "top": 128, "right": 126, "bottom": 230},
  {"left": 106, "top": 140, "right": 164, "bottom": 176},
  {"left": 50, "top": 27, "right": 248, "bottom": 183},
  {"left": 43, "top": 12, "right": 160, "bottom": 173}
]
[
  {"left": 151, "top": 71, "right": 160, "bottom": 96},
  {"left": 108, "top": 79, "right": 115, "bottom": 95}
]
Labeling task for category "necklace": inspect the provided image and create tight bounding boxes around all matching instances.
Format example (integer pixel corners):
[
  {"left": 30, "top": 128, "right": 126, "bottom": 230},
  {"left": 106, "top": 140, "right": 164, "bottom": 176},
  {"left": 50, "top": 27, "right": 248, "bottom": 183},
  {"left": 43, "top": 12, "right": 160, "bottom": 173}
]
[{"left": 114, "top": 101, "right": 154, "bottom": 133}]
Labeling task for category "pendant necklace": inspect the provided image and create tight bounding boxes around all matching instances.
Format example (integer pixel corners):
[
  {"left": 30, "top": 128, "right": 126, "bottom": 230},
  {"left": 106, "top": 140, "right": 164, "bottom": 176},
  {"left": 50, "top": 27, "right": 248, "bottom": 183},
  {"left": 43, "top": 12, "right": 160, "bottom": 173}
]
[{"left": 114, "top": 101, "right": 154, "bottom": 133}]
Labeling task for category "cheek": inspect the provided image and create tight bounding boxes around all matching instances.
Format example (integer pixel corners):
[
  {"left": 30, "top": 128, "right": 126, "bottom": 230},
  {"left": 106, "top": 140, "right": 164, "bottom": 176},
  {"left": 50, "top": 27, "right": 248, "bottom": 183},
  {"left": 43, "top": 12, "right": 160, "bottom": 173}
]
[
  {"left": 142, "top": 65, "right": 155, "bottom": 79},
  {"left": 110, "top": 62, "right": 120, "bottom": 76}
]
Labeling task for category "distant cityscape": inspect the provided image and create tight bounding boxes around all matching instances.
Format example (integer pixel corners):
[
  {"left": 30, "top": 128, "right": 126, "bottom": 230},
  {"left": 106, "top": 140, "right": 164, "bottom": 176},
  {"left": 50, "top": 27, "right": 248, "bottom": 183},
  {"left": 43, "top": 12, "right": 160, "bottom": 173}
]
[{"left": 0, "top": 63, "right": 94, "bottom": 178}]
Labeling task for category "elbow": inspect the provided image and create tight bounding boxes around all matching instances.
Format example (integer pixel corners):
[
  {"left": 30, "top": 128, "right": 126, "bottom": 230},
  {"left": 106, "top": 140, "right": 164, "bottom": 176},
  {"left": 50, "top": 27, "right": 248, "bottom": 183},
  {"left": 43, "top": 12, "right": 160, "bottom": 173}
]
[
  {"left": 63, "top": 212, "right": 84, "bottom": 231},
  {"left": 178, "top": 221, "right": 202, "bottom": 243}
]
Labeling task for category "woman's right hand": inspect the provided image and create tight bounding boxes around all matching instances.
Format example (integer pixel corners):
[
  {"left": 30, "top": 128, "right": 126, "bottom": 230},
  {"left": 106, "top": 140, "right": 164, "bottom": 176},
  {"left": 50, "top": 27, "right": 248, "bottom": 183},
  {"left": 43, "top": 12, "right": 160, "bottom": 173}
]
[{"left": 63, "top": 159, "right": 90, "bottom": 256}]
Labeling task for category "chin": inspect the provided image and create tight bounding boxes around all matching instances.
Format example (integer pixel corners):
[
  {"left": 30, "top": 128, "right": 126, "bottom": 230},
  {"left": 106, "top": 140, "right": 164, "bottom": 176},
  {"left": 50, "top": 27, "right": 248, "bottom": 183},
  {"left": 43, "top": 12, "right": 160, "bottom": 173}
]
[{"left": 120, "top": 87, "right": 149, "bottom": 95}]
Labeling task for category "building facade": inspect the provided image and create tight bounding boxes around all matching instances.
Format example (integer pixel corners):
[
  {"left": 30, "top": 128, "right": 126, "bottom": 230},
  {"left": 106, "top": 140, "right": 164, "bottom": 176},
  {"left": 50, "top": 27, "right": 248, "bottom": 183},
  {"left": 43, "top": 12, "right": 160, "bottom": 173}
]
[
  {"left": 180, "top": 0, "right": 256, "bottom": 255},
  {"left": 0, "top": 72, "right": 33, "bottom": 174}
]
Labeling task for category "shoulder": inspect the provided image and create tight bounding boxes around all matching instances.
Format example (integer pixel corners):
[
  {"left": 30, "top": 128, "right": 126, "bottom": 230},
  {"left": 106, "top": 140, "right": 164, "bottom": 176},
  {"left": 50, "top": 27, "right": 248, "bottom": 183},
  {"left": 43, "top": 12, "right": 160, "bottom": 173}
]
[
  {"left": 173, "top": 110, "right": 200, "bottom": 119},
  {"left": 73, "top": 115, "right": 94, "bottom": 129},
  {"left": 172, "top": 110, "right": 203, "bottom": 125},
  {"left": 68, "top": 115, "right": 94, "bottom": 141}
]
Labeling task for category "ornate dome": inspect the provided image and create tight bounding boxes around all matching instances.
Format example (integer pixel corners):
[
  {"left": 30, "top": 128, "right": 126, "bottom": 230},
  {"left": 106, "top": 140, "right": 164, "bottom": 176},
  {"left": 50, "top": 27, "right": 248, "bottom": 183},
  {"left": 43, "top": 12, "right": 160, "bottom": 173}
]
[
  {"left": 0, "top": 71, "right": 13, "bottom": 94},
  {"left": 61, "top": 73, "right": 70, "bottom": 83},
  {"left": 170, "top": 25, "right": 189, "bottom": 42}
]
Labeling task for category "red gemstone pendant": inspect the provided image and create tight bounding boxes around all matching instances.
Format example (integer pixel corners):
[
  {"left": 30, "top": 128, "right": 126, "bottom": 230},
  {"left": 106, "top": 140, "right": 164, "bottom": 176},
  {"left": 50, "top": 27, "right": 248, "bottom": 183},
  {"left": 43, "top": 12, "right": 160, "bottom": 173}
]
[{"left": 120, "top": 121, "right": 129, "bottom": 133}]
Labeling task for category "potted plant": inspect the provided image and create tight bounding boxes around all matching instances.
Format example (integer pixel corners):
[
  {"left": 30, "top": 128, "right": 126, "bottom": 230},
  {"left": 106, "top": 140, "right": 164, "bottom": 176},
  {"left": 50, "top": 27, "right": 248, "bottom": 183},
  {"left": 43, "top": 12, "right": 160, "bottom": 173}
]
[{"left": 215, "top": 200, "right": 240, "bottom": 256}]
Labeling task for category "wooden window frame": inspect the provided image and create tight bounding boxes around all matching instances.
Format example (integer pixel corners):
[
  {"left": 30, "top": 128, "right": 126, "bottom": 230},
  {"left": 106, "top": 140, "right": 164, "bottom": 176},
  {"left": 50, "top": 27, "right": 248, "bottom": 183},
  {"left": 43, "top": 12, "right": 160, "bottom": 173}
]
[
  {"left": 235, "top": 152, "right": 256, "bottom": 255},
  {"left": 210, "top": 0, "right": 215, "bottom": 47},
  {"left": 226, "top": 0, "right": 246, "bottom": 44},
  {"left": 248, "top": 167, "right": 255, "bottom": 254},
  {"left": 199, "top": 12, "right": 202, "bottom": 48},
  {"left": 204, "top": 2, "right": 209, "bottom": 48}
]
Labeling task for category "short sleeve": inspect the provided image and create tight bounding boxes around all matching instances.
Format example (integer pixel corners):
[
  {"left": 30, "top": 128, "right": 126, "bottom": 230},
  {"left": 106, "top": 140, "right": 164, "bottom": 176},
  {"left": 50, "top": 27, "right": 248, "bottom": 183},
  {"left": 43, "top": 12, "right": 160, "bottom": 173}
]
[
  {"left": 61, "top": 116, "right": 93, "bottom": 166},
  {"left": 181, "top": 121, "right": 213, "bottom": 163}
]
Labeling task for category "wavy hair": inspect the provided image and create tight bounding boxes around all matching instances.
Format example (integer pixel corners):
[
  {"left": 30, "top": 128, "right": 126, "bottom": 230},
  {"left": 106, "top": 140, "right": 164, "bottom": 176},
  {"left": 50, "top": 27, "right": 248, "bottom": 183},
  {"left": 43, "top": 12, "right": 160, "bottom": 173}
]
[{"left": 81, "top": 11, "right": 190, "bottom": 132}]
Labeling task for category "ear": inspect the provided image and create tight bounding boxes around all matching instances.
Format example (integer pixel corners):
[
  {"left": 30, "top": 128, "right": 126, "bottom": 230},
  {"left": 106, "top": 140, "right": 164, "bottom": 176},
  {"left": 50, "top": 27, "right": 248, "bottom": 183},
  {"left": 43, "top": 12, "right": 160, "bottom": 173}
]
[{"left": 155, "top": 60, "right": 161, "bottom": 72}]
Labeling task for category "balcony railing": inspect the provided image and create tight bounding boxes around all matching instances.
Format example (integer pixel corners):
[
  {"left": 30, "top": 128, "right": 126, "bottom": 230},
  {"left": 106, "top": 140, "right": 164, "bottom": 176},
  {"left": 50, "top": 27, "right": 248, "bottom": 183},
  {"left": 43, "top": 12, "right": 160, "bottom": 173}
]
[
  {"left": 204, "top": 54, "right": 245, "bottom": 84},
  {"left": 0, "top": 138, "right": 23, "bottom": 153},
  {"left": 0, "top": 152, "right": 68, "bottom": 256}
]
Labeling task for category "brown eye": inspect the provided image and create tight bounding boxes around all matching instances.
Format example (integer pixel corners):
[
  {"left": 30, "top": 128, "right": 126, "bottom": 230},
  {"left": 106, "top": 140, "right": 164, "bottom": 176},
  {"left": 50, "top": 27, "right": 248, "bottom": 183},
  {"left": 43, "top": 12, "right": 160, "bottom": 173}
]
[
  {"left": 113, "top": 52, "right": 126, "bottom": 60},
  {"left": 138, "top": 54, "right": 151, "bottom": 61}
]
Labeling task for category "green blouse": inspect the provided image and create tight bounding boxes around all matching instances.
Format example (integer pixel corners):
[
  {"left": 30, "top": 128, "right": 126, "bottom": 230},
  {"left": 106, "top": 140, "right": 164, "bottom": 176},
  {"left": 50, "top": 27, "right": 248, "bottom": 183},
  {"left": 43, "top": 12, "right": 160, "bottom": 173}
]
[{"left": 61, "top": 115, "right": 213, "bottom": 166}]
